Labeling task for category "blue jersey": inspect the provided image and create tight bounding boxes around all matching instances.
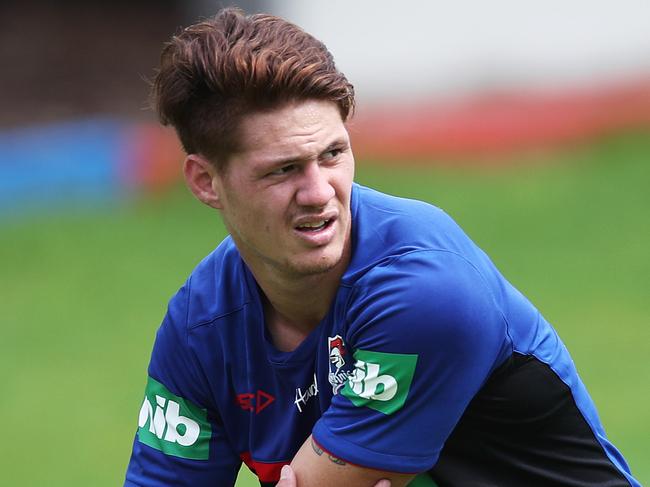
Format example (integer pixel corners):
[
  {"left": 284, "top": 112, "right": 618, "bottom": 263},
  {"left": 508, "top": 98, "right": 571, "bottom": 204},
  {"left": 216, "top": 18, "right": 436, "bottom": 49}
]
[{"left": 125, "top": 184, "right": 638, "bottom": 486}]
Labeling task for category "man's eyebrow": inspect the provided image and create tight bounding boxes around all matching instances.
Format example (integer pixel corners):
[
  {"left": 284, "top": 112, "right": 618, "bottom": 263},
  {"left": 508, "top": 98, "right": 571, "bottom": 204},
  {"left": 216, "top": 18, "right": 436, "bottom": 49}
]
[
  {"left": 260, "top": 154, "right": 307, "bottom": 169},
  {"left": 320, "top": 139, "right": 349, "bottom": 153},
  {"left": 259, "top": 138, "right": 349, "bottom": 168}
]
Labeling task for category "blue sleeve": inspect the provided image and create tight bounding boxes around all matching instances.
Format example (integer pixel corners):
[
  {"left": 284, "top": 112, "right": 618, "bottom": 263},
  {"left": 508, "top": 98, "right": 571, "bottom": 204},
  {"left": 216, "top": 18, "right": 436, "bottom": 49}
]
[
  {"left": 124, "top": 283, "right": 241, "bottom": 486},
  {"left": 312, "top": 250, "right": 511, "bottom": 473}
]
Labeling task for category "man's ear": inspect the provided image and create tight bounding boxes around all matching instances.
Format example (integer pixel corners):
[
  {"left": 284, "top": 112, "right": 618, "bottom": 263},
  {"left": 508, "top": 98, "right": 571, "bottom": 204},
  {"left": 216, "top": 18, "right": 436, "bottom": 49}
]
[{"left": 183, "top": 154, "right": 223, "bottom": 209}]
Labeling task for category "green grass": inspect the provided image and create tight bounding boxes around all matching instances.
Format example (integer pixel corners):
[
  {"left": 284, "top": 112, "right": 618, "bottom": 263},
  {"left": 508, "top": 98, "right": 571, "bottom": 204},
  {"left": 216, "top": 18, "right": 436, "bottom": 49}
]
[{"left": 1, "top": 132, "right": 648, "bottom": 486}]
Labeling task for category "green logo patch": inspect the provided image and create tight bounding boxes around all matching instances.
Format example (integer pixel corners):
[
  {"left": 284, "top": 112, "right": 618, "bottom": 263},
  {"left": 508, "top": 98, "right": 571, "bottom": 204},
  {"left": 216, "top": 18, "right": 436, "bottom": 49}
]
[
  {"left": 342, "top": 349, "right": 418, "bottom": 415},
  {"left": 137, "top": 376, "right": 211, "bottom": 460}
]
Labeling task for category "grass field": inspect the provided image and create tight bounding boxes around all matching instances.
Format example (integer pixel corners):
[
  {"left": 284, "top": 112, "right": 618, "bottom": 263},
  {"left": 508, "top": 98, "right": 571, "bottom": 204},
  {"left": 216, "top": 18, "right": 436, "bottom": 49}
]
[{"left": 1, "top": 132, "right": 648, "bottom": 486}]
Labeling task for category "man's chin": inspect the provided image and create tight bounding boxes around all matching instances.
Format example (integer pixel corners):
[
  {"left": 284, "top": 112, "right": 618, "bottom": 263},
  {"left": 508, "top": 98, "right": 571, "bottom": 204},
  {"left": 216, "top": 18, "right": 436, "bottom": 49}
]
[{"left": 285, "top": 250, "right": 344, "bottom": 277}]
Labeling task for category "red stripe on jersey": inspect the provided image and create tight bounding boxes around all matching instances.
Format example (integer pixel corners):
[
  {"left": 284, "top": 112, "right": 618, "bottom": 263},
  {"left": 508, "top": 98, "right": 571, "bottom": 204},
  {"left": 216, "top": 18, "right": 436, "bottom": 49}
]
[{"left": 240, "top": 452, "right": 288, "bottom": 483}]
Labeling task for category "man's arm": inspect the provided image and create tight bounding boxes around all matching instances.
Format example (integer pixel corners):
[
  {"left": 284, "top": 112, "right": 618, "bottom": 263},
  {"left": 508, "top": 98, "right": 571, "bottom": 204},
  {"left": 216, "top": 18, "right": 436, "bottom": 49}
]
[
  {"left": 125, "top": 284, "right": 242, "bottom": 486},
  {"left": 280, "top": 252, "right": 507, "bottom": 486},
  {"left": 277, "top": 435, "right": 412, "bottom": 487}
]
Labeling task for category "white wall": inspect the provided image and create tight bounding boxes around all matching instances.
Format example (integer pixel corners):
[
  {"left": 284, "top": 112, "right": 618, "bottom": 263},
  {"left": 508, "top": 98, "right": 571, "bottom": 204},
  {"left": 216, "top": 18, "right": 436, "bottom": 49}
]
[{"left": 272, "top": 0, "right": 650, "bottom": 102}]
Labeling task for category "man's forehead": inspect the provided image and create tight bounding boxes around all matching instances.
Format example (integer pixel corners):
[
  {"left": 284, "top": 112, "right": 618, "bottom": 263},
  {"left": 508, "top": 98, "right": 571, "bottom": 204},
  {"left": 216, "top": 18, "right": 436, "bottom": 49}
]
[
  {"left": 236, "top": 100, "right": 346, "bottom": 157},
  {"left": 296, "top": 103, "right": 327, "bottom": 127}
]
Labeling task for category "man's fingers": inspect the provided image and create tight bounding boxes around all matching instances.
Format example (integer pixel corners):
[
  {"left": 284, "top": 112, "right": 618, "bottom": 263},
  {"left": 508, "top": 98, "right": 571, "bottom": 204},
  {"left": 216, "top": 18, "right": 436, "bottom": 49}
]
[
  {"left": 275, "top": 464, "right": 390, "bottom": 487},
  {"left": 276, "top": 464, "right": 296, "bottom": 487}
]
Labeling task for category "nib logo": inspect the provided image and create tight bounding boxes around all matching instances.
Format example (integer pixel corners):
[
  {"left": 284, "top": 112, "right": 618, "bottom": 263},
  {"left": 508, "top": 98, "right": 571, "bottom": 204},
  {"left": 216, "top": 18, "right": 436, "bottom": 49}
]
[
  {"left": 349, "top": 361, "right": 397, "bottom": 401},
  {"left": 342, "top": 349, "right": 418, "bottom": 415},
  {"left": 137, "top": 377, "right": 211, "bottom": 460},
  {"left": 139, "top": 396, "right": 199, "bottom": 446}
]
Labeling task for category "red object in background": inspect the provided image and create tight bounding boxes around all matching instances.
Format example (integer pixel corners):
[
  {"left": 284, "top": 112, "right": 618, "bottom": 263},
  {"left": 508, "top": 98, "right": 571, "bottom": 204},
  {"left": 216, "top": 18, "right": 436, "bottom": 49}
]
[
  {"left": 120, "top": 123, "right": 185, "bottom": 191},
  {"left": 349, "top": 78, "right": 650, "bottom": 163},
  {"left": 116, "top": 77, "right": 650, "bottom": 186}
]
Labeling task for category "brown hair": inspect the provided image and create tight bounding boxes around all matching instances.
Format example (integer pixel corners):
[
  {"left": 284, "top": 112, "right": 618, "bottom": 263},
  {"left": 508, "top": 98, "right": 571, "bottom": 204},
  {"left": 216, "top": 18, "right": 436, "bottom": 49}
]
[{"left": 152, "top": 8, "right": 355, "bottom": 168}]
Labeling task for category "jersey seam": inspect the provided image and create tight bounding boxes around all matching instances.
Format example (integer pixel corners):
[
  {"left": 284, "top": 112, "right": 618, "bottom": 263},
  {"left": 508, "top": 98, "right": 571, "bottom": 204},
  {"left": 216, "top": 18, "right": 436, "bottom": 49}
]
[
  {"left": 182, "top": 275, "right": 231, "bottom": 431},
  {"left": 183, "top": 256, "right": 254, "bottom": 331},
  {"left": 345, "top": 247, "right": 515, "bottom": 359},
  {"left": 186, "top": 301, "right": 252, "bottom": 330},
  {"left": 242, "top": 455, "right": 293, "bottom": 464}
]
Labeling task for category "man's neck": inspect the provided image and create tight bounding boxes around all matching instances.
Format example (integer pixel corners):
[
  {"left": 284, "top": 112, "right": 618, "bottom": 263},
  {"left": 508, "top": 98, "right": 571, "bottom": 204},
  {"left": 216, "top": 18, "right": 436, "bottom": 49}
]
[{"left": 248, "top": 249, "right": 350, "bottom": 352}]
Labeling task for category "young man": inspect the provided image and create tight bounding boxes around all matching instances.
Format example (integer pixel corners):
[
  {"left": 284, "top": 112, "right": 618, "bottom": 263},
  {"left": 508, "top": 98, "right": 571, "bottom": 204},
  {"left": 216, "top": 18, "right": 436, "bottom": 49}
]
[{"left": 124, "top": 8, "right": 639, "bottom": 487}]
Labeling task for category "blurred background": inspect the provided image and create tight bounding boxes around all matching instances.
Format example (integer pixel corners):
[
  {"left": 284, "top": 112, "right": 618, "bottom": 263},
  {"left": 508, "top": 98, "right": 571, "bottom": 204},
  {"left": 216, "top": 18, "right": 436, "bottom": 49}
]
[{"left": 1, "top": 1, "right": 648, "bottom": 485}]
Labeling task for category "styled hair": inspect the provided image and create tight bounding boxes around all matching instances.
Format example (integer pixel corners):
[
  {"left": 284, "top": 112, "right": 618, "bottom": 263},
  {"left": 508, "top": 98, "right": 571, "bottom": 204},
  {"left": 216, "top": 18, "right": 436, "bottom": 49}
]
[{"left": 152, "top": 8, "right": 355, "bottom": 167}]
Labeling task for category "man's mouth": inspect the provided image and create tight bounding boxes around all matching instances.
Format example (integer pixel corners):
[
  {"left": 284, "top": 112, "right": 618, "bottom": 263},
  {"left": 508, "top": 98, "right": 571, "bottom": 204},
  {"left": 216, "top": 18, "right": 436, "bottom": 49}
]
[{"left": 295, "top": 219, "right": 331, "bottom": 232}]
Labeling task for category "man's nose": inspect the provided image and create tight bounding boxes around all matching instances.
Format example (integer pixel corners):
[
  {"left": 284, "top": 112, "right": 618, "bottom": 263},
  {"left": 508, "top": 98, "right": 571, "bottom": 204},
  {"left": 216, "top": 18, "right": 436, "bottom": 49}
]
[{"left": 295, "top": 162, "right": 335, "bottom": 208}]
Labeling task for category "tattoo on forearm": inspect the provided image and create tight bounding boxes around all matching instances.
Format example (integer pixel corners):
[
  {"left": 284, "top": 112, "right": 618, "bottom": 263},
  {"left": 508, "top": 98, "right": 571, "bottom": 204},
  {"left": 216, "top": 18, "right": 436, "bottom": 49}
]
[
  {"left": 310, "top": 437, "right": 346, "bottom": 466},
  {"left": 327, "top": 455, "right": 346, "bottom": 465},
  {"left": 311, "top": 437, "right": 324, "bottom": 455}
]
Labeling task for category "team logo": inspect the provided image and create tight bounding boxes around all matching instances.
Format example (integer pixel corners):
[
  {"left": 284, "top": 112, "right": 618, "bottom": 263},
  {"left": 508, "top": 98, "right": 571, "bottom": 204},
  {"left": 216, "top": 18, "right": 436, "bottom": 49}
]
[{"left": 328, "top": 335, "right": 351, "bottom": 394}]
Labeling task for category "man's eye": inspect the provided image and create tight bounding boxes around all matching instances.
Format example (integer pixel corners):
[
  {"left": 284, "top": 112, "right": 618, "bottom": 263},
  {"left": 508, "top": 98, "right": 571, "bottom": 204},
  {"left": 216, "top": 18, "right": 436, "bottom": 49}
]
[
  {"left": 269, "top": 164, "right": 295, "bottom": 176},
  {"left": 323, "top": 149, "right": 342, "bottom": 160}
]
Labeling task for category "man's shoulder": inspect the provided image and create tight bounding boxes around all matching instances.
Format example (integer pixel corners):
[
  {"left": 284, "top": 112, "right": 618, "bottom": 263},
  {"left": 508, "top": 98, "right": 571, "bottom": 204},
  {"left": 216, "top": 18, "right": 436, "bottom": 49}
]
[
  {"left": 354, "top": 184, "right": 469, "bottom": 248},
  {"left": 167, "top": 236, "right": 252, "bottom": 329},
  {"left": 347, "top": 184, "right": 479, "bottom": 282},
  {"left": 354, "top": 183, "right": 445, "bottom": 218}
]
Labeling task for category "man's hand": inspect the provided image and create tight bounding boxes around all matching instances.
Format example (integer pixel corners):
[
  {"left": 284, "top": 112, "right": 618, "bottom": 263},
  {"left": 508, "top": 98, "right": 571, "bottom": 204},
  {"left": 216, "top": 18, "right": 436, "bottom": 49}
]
[
  {"left": 281, "top": 435, "right": 412, "bottom": 487},
  {"left": 277, "top": 465, "right": 391, "bottom": 487}
]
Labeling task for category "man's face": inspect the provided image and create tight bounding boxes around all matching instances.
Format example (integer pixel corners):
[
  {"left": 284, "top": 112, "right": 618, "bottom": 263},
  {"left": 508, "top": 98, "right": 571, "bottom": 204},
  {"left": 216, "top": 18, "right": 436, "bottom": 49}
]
[{"left": 212, "top": 99, "right": 355, "bottom": 278}]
